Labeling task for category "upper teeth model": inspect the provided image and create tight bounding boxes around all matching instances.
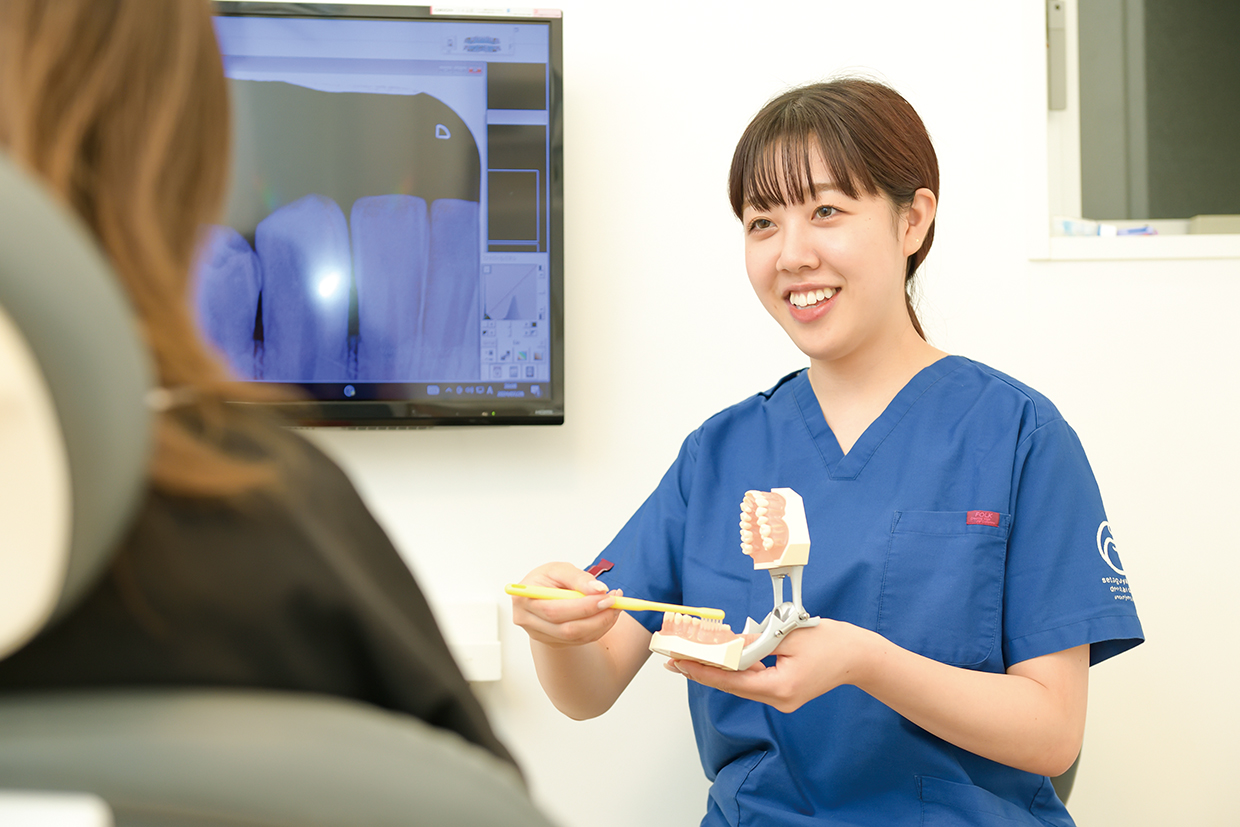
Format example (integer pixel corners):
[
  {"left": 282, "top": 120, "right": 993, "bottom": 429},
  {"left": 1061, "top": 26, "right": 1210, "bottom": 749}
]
[{"left": 740, "top": 490, "right": 789, "bottom": 564}]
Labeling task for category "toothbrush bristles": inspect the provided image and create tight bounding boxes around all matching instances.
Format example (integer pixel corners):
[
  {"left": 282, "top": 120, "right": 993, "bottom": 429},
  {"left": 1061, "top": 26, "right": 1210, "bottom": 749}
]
[{"left": 658, "top": 612, "right": 736, "bottom": 644}]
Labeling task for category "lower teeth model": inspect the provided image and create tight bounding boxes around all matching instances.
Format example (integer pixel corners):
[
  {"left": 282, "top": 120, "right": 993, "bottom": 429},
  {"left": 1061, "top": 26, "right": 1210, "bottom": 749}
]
[{"left": 649, "top": 487, "right": 819, "bottom": 671}]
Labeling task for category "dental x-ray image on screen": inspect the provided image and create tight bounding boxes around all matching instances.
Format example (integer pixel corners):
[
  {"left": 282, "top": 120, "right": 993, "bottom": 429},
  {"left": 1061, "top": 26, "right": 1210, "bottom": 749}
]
[
  {"left": 199, "top": 83, "right": 481, "bottom": 383},
  {"left": 198, "top": 4, "right": 563, "bottom": 427}
]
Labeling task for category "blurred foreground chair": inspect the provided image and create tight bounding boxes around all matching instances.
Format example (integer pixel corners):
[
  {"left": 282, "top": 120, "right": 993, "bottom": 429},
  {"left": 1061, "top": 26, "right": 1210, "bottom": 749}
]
[{"left": 0, "top": 151, "right": 555, "bottom": 827}]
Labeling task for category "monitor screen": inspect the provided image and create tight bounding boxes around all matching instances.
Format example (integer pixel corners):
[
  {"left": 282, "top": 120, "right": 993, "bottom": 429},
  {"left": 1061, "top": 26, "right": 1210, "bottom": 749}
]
[{"left": 200, "top": 2, "right": 563, "bottom": 426}]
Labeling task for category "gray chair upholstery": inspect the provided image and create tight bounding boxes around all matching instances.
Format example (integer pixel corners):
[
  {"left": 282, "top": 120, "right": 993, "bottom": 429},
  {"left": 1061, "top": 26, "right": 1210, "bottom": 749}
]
[
  {"left": 0, "top": 690, "right": 550, "bottom": 827},
  {"left": 0, "top": 152, "right": 152, "bottom": 657},
  {"left": 0, "top": 151, "right": 556, "bottom": 827}
]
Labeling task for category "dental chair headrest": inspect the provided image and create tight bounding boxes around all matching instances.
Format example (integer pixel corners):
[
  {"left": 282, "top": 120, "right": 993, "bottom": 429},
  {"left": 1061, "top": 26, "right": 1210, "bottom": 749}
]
[{"left": 0, "top": 152, "right": 153, "bottom": 658}]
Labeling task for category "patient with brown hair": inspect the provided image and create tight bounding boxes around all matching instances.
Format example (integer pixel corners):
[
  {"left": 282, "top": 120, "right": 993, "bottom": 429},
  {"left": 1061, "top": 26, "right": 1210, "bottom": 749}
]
[{"left": 0, "top": 0, "right": 514, "bottom": 768}]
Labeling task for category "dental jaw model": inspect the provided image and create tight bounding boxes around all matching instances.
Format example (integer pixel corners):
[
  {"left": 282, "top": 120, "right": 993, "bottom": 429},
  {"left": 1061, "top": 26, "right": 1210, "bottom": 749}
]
[
  {"left": 650, "top": 613, "right": 747, "bottom": 671},
  {"left": 649, "top": 488, "right": 819, "bottom": 671}
]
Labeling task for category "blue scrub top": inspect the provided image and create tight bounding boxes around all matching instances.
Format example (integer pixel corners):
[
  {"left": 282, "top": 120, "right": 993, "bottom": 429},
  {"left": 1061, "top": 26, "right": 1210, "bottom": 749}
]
[{"left": 591, "top": 356, "right": 1143, "bottom": 827}]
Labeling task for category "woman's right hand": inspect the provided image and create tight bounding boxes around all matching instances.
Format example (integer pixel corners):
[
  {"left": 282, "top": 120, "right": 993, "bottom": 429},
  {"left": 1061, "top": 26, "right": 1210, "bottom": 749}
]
[{"left": 510, "top": 561, "right": 623, "bottom": 647}]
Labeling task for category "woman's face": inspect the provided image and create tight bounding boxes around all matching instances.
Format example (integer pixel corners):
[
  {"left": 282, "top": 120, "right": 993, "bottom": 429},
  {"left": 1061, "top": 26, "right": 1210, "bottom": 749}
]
[{"left": 742, "top": 152, "right": 927, "bottom": 371}]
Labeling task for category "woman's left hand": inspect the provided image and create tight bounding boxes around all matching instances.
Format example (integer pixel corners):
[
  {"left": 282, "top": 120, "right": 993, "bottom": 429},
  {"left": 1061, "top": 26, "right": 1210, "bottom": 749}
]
[
  {"left": 665, "top": 619, "right": 872, "bottom": 713},
  {"left": 668, "top": 620, "right": 1090, "bottom": 777}
]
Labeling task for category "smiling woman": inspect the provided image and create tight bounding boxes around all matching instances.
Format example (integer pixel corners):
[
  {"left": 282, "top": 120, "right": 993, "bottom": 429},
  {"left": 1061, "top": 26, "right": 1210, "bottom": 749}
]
[
  {"left": 729, "top": 79, "right": 939, "bottom": 339},
  {"left": 509, "top": 76, "right": 1144, "bottom": 827},
  {"left": 737, "top": 166, "right": 937, "bottom": 412}
]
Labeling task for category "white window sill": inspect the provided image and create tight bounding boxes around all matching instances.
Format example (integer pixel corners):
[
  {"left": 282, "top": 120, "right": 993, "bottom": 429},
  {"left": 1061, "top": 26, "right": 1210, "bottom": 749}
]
[{"left": 1041, "top": 233, "right": 1240, "bottom": 261}]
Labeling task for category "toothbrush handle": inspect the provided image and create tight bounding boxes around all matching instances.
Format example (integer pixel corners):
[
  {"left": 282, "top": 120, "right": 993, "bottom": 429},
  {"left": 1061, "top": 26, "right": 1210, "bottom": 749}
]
[
  {"left": 504, "top": 584, "right": 587, "bottom": 600},
  {"left": 505, "top": 584, "right": 725, "bottom": 620},
  {"left": 611, "top": 597, "right": 725, "bottom": 620}
]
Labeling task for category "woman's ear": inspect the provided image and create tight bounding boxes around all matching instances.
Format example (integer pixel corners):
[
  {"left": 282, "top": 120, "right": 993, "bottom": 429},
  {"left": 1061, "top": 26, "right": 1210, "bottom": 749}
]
[{"left": 903, "top": 187, "right": 937, "bottom": 256}]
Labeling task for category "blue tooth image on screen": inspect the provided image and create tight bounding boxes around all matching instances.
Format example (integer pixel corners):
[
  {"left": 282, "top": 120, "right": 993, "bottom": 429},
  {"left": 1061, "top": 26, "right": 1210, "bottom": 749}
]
[
  {"left": 255, "top": 193, "right": 353, "bottom": 383},
  {"left": 351, "top": 194, "right": 429, "bottom": 383},
  {"left": 421, "top": 198, "right": 481, "bottom": 379},
  {"left": 194, "top": 224, "right": 262, "bottom": 380}
]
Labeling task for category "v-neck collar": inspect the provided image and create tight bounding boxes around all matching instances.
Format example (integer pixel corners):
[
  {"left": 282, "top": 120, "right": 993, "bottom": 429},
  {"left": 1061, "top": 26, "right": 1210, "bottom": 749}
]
[{"left": 790, "top": 355, "right": 965, "bottom": 480}]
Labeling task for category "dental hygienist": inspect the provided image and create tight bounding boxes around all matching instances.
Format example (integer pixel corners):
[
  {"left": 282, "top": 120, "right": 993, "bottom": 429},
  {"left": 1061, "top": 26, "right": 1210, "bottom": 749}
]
[{"left": 511, "top": 78, "right": 1143, "bottom": 826}]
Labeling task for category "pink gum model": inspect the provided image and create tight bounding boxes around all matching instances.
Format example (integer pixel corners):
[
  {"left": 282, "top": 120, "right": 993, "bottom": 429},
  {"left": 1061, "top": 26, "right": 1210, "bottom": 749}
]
[{"left": 739, "top": 488, "right": 810, "bottom": 568}]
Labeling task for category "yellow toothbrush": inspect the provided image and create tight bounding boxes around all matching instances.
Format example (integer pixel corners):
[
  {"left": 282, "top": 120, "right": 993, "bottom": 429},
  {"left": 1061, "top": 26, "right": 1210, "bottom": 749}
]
[{"left": 505, "top": 583, "right": 725, "bottom": 620}]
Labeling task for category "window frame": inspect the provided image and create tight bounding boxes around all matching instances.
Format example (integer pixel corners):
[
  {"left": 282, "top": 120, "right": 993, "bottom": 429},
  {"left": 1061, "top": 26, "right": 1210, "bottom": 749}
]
[{"left": 1031, "top": 0, "right": 1240, "bottom": 262}]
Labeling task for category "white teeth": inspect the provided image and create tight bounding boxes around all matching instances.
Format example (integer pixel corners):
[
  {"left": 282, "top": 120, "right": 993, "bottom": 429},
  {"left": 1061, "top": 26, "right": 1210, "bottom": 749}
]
[{"left": 790, "top": 287, "right": 837, "bottom": 307}]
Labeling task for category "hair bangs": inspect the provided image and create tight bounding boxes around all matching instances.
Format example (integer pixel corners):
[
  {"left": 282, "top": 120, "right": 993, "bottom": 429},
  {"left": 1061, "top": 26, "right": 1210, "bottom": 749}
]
[{"left": 730, "top": 96, "right": 877, "bottom": 218}]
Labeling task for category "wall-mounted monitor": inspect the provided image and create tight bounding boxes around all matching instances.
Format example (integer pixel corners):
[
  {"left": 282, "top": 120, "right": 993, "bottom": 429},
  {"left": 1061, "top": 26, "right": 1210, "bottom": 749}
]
[{"left": 199, "top": 2, "right": 563, "bottom": 426}]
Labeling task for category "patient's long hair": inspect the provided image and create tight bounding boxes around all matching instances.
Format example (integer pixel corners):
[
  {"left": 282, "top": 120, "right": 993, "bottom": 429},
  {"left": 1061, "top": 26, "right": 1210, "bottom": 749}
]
[{"left": 0, "top": 0, "right": 286, "bottom": 497}]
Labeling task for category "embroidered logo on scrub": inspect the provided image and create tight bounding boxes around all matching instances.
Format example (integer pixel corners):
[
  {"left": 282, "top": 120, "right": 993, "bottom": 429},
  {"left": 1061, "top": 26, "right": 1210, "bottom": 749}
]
[
  {"left": 966, "top": 510, "right": 1001, "bottom": 527},
  {"left": 1096, "top": 521, "right": 1125, "bottom": 575}
]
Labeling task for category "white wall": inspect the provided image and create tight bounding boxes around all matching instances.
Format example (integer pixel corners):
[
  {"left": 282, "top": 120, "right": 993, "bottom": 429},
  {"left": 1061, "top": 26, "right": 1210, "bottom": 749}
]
[{"left": 307, "top": 2, "right": 1239, "bottom": 825}]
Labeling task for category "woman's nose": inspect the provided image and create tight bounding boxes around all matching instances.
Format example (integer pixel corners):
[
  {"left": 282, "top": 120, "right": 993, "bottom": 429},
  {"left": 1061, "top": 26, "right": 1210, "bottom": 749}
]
[{"left": 775, "top": 222, "right": 819, "bottom": 273}]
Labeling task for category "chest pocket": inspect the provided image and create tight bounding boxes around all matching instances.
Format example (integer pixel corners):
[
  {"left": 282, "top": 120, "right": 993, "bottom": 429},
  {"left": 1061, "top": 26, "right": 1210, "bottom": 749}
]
[{"left": 877, "top": 511, "right": 1009, "bottom": 667}]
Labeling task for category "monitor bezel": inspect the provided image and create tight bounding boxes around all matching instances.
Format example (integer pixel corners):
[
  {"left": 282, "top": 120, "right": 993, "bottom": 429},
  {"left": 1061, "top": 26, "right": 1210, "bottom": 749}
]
[{"left": 211, "top": 2, "right": 564, "bottom": 427}]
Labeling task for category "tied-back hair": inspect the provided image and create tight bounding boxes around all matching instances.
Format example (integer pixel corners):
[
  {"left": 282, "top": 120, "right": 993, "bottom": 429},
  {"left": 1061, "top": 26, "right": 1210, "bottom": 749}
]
[
  {"left": 728, "top": 77, "right": 940, "bottom": 339},
  {"left": 0, "top": 0, "right": 286, "bottom": 498}
]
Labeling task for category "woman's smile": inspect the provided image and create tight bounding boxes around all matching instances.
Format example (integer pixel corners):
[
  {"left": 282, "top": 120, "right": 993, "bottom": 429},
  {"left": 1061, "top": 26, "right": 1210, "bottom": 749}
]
[
  {"left": 786, "top": 285, "right": 840, "bottom": 323},
  {"left": 788, "top": 286, "right": 838, "bottom": 308}
]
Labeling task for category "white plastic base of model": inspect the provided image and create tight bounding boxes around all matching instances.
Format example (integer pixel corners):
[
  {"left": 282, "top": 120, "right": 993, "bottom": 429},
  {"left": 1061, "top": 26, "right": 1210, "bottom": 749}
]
[
  {"left": 649, "top": 631, "right": 745, "bottom": 671},
  {"left": 752, "top": 487, "right": 810, "bottom": 569}
]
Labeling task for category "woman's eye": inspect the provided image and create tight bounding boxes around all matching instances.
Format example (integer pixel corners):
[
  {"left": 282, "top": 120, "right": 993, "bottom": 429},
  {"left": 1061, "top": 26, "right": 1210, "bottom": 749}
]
[
  {"left": 747, "top": 217, "right": 773, "bottom": 232},
  {"left": 815, "top": 205, "right": 837, "bottom": 219}
]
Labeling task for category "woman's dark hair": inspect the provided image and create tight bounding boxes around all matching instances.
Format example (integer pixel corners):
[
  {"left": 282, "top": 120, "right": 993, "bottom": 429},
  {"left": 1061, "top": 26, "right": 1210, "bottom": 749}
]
[{"left": 728, "top": 78, "right": 939, "bottom": 338}]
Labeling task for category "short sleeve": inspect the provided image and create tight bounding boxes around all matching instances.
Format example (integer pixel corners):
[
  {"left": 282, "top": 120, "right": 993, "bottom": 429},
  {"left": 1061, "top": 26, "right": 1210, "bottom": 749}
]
[
  {"left": 586, "top": 430, "right": 701, "bottom": 634},
  {"left": 1002, "top": 419, "right": 1144, "bottom": 667}
]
